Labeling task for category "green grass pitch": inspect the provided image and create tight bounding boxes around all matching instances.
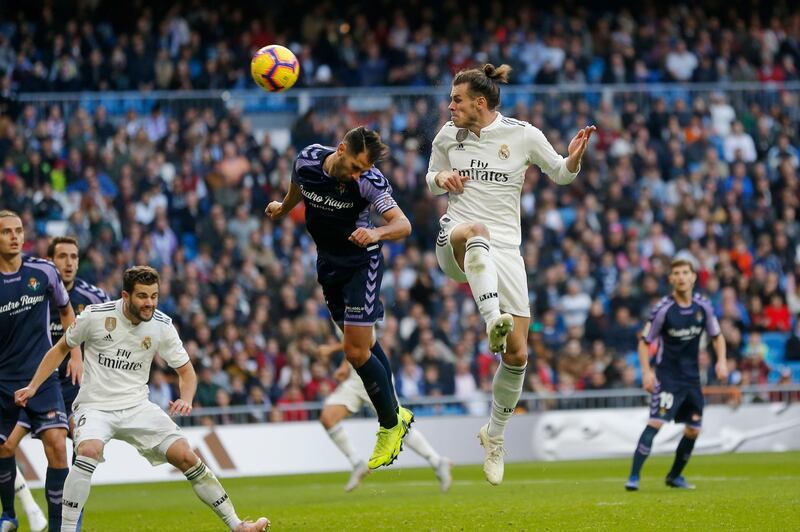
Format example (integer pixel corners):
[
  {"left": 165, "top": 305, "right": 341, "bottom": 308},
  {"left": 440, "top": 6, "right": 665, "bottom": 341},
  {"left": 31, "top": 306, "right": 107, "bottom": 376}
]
[{"left": 22, "top": 451, "right": 799, "bottom": 531}]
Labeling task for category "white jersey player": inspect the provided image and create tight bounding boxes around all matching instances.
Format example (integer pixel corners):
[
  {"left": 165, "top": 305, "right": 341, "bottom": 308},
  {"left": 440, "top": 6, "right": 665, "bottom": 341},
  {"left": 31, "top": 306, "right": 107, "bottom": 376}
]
[
  {"left": 15, "top": 266, "right": 269, "bottom": 532},
  {"left": 426, "top": 63, "right": 594, "bottom": 485},
  {"left": 317, "top": 341, "right": 452, "bottom": 492}
]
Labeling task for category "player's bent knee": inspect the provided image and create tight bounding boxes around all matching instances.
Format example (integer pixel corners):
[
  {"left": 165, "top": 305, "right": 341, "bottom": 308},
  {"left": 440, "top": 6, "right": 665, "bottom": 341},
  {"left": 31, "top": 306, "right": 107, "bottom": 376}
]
[
  {"left": 646, "top": 420, "right": 663, "bottom": 431},
  {"left": 76, "top": 440, "right": 105, "bottom": 461},
  {"left": 502, "top": 349, "right": 528, "bottom": 367},
  {"left": 166, "top": 438, "right": 199, "bottom": 472},
  {"left": 685, "top": 426, "right": 701, "bottom": 439},
  {"left": 466, "top": 222, "right": 490, "bottom": 239}
]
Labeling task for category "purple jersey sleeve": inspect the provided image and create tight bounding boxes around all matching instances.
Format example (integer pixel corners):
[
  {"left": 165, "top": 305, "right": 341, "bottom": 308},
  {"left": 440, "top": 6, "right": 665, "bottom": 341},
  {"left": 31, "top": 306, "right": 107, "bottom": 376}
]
[
  {"left": 698, "top": 297, "right": 721, "bottom": 337},
  {"left": 358, "top": 168, "right": 398, "bottom": 215},
  {"left": 644, "top": 299, "right": 673, "bottom": 344},
  {"left": 27, "top": 259, "right": 69, "bottom": 307}
]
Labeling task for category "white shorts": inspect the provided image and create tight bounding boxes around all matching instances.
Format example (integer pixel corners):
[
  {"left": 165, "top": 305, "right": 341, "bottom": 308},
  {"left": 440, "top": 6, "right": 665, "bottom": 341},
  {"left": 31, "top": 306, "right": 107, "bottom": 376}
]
[
  {"left": 436, "top": 216, "right": 531, "bottom": 317},
  {"left": 324, "top": 371, "right": 372, "bottom": 414},
  {"left": 72, "top": 401, "right": 184, "bottom": 465}
]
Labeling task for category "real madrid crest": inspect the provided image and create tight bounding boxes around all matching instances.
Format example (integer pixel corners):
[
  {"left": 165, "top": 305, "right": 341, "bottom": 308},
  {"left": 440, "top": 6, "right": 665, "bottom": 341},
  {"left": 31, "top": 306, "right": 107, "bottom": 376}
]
[
  {"left": 104, "top": 317, "right": 117, "bottom": 332},
  {"left": 499, "top": 144, "right": 510, "bottom": 160},
  {"left": 142, "top": 336, "right": 152, "bottom": 350},
  {"left": 456, "top": 128, "right": 468, "bottom": 142}
]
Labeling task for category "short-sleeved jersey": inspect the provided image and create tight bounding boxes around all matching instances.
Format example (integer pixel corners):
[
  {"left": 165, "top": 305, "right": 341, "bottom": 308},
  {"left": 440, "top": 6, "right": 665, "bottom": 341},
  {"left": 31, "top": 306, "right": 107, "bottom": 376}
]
[
  {"left": 0, "top": 256, "right": 69, "bottom": 381},
  {"left": 65, "top": 299, "right": 190, "bottom": 411},
  {"left": 293, "top": 144, "right": 398, "bottom": 265},
  {"left": 49, "top": 277, "right": 110, "bottom": 382},
  {"left": 642, "top": 293, "right": 721, "bottom": 383},
  {"left": 427, "top": 113, "right": 578, "bottom": 248}
]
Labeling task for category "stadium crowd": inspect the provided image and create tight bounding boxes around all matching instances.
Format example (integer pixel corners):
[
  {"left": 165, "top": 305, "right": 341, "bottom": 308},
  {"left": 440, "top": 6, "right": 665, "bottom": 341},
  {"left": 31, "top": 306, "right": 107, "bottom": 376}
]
[
  {"left": 1, "top": 1, "right": 800, "bottom": 91},
  {"left": 0, "top": 3, "right": 799, "bottom": 425}
]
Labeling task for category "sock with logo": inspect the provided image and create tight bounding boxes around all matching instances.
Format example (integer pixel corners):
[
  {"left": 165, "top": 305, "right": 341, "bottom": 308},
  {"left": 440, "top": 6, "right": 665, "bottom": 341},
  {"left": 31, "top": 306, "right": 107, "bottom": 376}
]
[
  {"left": 630, "top": 425, "right": 659, "bottom": 478},
  {"left": 354, "top": 354, "right": 398, "bottom": 429},
  {"left": 184, "top": 461, "right": 242, "bottom": 530},
  {"left": 464, "top": 236, "right": 501, "bottom": 323},
  {"left": 488, "top": 361, "right": 526, "bottom": 438},
  {"left": 45, "top": 467, "right": 68, "bottom": 531},
  {"left": 667, "top": 435, "right": 697, "bottom": 479},
  {"left": 370, "top": 340, "right": 399, "bottom": 412},
  {"left": 61, "top": 457, "right": 96, "bottom": 532}
]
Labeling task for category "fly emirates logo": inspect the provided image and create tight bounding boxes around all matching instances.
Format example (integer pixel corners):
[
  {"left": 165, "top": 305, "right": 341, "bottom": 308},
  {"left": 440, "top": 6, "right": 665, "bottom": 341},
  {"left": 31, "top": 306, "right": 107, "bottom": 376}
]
[
  {"left": 0, "top": 294, "right": 46, "bottom": 316},
  {"left": 454, "top": 159, "right": 509, "bottom": 183}
]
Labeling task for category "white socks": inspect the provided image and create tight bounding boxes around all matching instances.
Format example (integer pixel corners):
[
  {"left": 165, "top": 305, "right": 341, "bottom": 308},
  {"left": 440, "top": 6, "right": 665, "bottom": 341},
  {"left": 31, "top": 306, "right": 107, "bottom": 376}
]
[
  {"left": 464, "top": 236, "right": 500, "bottom": 323},
  {"left": 404, "top": 429, "right": 442, "bottom": 468},
  {"left": 326, "top": 424, "right": 360, "bottom": 467},
  {"left": 14, "top": 467, "right": 43, "bottom": 519},
  {"left": 488, "top": 361, "right": 527, "bottom": 438},
  {"left": 61, "top": 456, "right": 97, "bottom": 532},
  {"left": 184, "top": 461, "right": 241, "bottom": 531}
]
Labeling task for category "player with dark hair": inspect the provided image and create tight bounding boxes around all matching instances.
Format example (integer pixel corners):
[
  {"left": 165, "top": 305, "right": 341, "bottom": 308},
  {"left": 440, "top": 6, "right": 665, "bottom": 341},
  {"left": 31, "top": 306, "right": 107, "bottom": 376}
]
[
  {"left": 267, "top": 126, "right": 414, "bottom": 470},
  {"left": 16, "top": 265, "right": 269, "bottom": 531},
  {"left": 426, "top": 64, "right": 595, "bottom": 485},
  {"left": 5, "top": 236, "right": 109, "bottom": 531},
  {"left": 0, "top": 211, "right": 82, "bottom": 531},
  {"left": 625, "top": 258, "right": 728, "bottom": 491}
]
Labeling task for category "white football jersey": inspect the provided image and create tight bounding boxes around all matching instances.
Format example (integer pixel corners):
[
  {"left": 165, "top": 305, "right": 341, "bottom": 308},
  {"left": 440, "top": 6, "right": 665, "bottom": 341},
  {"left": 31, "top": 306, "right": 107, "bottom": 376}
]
[
  {"left": 65, "top": 299, "right": 190, "bottom": 411},
  {"left": 427, "top": 112, "right": 579, "bottom": 248}
]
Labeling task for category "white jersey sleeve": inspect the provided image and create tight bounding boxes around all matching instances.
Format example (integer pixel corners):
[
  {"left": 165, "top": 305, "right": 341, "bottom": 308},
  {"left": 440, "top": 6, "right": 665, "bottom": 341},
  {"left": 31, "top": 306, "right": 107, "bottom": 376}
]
[
  {"left": 524, "top": 124, "right": 580, "bottom": 185},
  {"left": 157, "top": 322, "right": 190, "bottom": 369},
  {"left": 64, "top": 305, "right": 93, "bottom": 348}
]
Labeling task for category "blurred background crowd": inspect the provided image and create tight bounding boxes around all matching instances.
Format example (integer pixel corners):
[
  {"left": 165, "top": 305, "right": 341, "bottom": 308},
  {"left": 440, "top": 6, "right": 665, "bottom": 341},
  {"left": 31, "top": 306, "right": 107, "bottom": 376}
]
[
  {"left": 1, "top": 1, "right": 799, "bottom": 424},
  {"left": 1, "top": 0, "right": 800, "bottom": 91}
]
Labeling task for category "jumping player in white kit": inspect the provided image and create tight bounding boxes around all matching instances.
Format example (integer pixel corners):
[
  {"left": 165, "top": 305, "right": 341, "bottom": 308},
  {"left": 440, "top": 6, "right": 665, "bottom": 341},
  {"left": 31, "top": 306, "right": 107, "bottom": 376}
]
[{"left": 426, "top": 63, "right": 595, "bottom": 485}]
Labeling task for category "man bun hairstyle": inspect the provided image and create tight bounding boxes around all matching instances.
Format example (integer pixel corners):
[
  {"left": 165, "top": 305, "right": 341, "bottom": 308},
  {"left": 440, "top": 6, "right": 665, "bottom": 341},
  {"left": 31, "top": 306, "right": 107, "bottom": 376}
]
[
  {"left": 343, "top": 126, "right": 388, "bottom": 165},
  {"left": 453, "top": 63, "right": 512, "bottom": 110},
  {"left": 122, "top": 265, "right": 160, "bottom": 293}
]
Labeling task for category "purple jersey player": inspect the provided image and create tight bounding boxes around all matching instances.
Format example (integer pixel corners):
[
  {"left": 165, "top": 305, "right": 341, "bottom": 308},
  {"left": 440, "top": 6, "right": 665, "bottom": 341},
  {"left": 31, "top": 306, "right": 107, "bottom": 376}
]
[
  {"left": 625, "top": 257, "right": 728, "bottom": 491},
  {"left": 266, "top": 126, "right": 415, "bottom": 471},
  {"left": 0, "top": 211, "right": 81, "bottom": 531}
]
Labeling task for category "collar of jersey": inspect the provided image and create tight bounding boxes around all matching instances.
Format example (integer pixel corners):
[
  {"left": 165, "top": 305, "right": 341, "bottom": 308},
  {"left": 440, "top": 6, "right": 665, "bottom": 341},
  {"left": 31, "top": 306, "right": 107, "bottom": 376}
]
[{"left": 478, "top": 112, "right": 504, "bottom": 134}]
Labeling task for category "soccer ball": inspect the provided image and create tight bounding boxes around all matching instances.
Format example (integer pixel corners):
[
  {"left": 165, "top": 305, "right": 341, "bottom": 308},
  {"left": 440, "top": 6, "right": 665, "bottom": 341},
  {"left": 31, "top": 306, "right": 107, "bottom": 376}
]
[{"left": 251, "top": 45, "right": 299, "bottom": 92}]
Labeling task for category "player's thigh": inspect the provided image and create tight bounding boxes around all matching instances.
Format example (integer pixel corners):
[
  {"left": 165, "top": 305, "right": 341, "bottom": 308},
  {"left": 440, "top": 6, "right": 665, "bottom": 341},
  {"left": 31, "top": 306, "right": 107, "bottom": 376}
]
[
  {"left": 24, "top": 379, "right": 69, "bottom": 439},
  {"left": 649, "top": 382, "right": 688, "bottom": 424},
  {"left": 72, "top": 407, "right": 116, "bottom": 460},
  {"left": 317, "top": 260, "right": 346, "bottom": 323},
  {"left": 0, "top": 384, "right": 22, "bottom": 445},
  {"left": 435, "top": 217, "right": 468, "bottom": 281},
  {"left": 3, "top": 422, "right": 29, "bottom": 451},
  {"left": 341, "top": 254, "right": 384, "bottom": 327},
  {"left": 674, "top": 386, "right": 704, "bottom": 428},
  {"left": 115, "top": 402, "right": 183, "bottom": 466},
  {"left": 492, "top": 247, "right": 531, "bottom": 318}
]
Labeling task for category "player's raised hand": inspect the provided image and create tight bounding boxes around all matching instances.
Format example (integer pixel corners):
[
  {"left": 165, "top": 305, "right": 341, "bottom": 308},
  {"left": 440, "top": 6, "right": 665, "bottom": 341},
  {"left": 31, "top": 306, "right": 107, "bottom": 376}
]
[
  {"left": 14, "top": 385, "right": 37, "bottom": 407},
  {"left": 435, "top": 170, "right": 470, "bottom": 194},
  {"left": 566, "top": 125, "right": 596, "bottom": 171},
  {"left": 66, "top": 347, "right": 84, "bottom": 385},
  {"left": 168, "top": 399, "right": 193, "bottom": 417},
  {"left": 715, "top": 360, "right": 729, "bottom": 383},
  {"left": 642, "top": 370, "right": 657, "bottom": 393},
  {"left": 265, "top": 201, "right": 284, "bottom": 221},
  {"left": 349, "top": 227, "right": 379, "bottom": 247}
]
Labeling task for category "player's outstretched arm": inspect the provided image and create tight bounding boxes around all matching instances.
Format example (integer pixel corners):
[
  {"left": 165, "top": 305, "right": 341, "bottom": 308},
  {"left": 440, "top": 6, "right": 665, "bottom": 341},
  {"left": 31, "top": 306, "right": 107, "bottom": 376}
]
[
  {"left": 58, "top": 303, "right": 83, "bottom": 385},
  {"left": 15, "top": 336, "right": 72, "bottom": 406},
  {"left": 265, "top": 181, "right": 303, "bottom": 221},
  {"left": 349, "top": 206, "right": 411, "bottom": 247},
  {"left": 565, "top": 125, "right": 597, "bottom": 173},
  {"left": 169, "top": 361, "right": 196, "bottom": 416}
]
